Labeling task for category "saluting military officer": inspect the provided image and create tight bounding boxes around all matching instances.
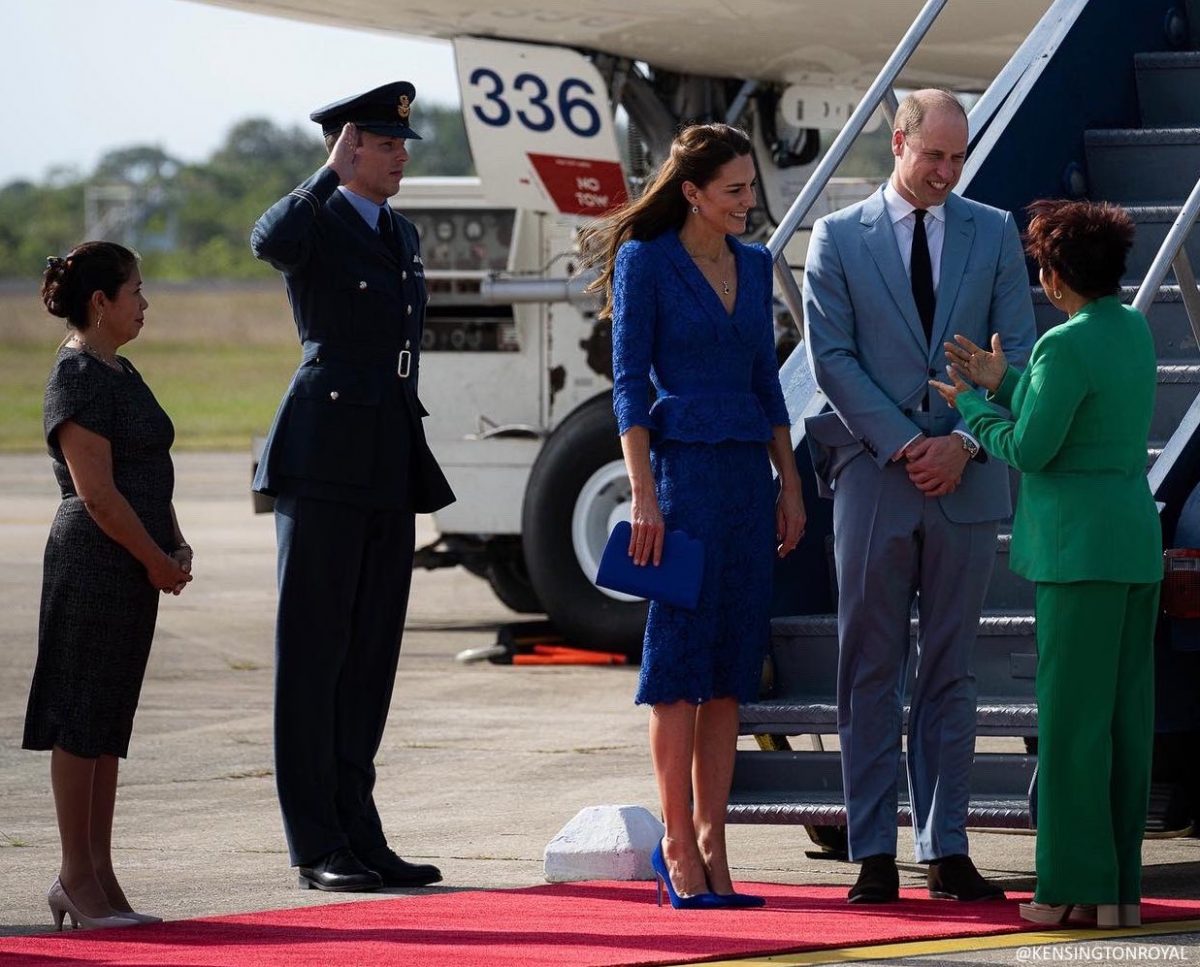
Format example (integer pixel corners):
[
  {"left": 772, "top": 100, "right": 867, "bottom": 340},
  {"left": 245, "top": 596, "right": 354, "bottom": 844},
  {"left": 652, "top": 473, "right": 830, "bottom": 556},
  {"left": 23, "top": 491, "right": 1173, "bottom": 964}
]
[{"left": 251, "top": 81, "right": 455, "bottom": 892}]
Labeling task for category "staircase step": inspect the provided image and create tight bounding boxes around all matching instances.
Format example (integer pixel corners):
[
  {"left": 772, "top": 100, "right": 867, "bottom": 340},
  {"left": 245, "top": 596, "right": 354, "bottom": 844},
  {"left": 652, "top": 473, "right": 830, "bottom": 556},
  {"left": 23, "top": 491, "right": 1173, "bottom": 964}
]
[
  {"left": 1084, "top": 128, "right": 1200, "bottom": 204},
  {"left": 1124, "top": 206, "right": 1200, "bottom": 283},
  {"left": 1033, "top": 286, "right": 1199, "bottom": 360},
  {"left": 771, "top": 611, "right": 1036, "bottom": 638},
  {"left": 822, "top": 529, "right": 1034, "bottom": 612},
  {"left": 740, "top": 700, "right": 1037, "bottom": 736},
  {"left": 1135, "top": 51, "right": 1200, "bottom": 127},
  {"left": 727, "top": 750, "right": 1034, "bottom": 828},
  {"left": 1154, "top": 363, "right": 1200, "bottom": 441},
  {"left": 763, "top": 612, "right": 1037, "bottom": 734}
]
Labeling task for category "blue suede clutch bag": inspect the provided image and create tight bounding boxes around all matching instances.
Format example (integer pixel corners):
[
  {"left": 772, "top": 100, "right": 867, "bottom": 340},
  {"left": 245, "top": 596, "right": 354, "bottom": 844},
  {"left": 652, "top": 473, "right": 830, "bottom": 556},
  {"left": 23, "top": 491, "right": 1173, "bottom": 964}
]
[{"left": 595, "top": 521, "right": 705, "bottom": 610}]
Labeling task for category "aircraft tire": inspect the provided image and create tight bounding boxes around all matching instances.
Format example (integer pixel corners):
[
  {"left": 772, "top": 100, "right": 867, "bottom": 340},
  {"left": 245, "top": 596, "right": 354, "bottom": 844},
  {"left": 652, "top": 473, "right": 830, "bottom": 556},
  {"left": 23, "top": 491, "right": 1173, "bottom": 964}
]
[
  {"left": 485, "top": 555, "right": 543, "bottom": 615},
  {"left": 522, "top": 394, "right": 647, "bottom": 658}
]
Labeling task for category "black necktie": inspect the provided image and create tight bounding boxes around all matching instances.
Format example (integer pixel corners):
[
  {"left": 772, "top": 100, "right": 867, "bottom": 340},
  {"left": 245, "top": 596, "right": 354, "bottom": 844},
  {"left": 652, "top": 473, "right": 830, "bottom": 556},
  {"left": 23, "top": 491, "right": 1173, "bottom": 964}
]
[
  {"left": 377, "top": 208, "right": 394, "bottom": 245},
  {"left": 911, "top": 209, "right": 935, "bottom": 343}
]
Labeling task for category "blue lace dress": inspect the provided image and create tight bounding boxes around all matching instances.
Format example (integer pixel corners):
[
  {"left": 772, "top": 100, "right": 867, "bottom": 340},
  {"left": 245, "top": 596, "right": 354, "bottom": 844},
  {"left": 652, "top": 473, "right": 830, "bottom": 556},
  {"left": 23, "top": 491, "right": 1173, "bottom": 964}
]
[{"left": 611, "top": 232, "right": 789, "bottom": 704}]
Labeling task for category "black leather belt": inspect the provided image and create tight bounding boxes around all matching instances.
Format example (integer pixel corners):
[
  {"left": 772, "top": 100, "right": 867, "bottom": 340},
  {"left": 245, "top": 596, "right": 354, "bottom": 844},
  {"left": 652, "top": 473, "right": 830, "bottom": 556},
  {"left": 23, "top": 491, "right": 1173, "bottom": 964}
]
[{"left": 302, "top": 341, "right": 411, "bottom": 379}]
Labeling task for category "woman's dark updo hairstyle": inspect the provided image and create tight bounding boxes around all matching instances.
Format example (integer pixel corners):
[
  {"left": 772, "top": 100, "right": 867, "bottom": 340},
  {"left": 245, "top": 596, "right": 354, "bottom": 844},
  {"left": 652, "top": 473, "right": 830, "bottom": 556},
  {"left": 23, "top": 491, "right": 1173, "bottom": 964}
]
[
  {"left": 41, "top": 241, "right": 139, "bottom": 331},
  {"left": 1024, "top": 199, "right": 1135, "bottom": 300},
  {"left": 584, "top": 123, "right": 753, "bottom": 320}
]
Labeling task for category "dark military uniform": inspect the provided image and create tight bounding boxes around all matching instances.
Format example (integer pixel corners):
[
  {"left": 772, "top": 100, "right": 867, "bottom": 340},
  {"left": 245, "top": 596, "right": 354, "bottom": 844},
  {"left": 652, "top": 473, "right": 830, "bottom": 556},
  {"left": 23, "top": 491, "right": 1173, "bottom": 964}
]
[{"left": 252, "top": 84, "right": 453, "bottom": 872}]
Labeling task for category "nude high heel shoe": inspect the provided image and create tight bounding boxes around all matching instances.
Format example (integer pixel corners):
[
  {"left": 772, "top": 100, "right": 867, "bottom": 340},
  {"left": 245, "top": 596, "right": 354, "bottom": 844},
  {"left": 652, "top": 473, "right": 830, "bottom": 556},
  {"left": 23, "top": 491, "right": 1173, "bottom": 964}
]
[
  {"left": 1019, "top": 901, "right": 1075, "bottom": 925},
  {"left": 47, "top": 879, "right": 139, "bottom": 931},
  {"left": 1119, "top": 903, "right": 1142, "bottom": 927},
  {"left": 116, "top": 910, "right": 163, "bottom": 925}
]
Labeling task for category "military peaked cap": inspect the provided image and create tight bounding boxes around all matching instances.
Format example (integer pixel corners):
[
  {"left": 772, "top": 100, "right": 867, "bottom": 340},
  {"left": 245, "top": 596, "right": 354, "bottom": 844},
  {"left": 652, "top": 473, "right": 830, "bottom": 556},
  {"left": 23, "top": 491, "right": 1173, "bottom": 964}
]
[{"left": 310, "top": 81, "right": 422, "bottom": 140}]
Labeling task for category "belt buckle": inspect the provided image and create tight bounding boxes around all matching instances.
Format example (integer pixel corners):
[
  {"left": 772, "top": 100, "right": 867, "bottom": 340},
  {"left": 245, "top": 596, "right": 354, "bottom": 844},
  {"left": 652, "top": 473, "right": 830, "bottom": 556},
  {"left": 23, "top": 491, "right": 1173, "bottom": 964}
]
[{"left": 397, "top": 349, "right": 412, "bottom": 378}]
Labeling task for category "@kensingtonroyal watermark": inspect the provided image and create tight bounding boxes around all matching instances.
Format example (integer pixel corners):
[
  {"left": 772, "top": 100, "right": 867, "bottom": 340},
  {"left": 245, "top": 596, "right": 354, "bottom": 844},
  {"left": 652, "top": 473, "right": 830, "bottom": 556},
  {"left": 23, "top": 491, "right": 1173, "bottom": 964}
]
[{"left": 1015, "top": 943, "right": 1190, "bottom": 962}]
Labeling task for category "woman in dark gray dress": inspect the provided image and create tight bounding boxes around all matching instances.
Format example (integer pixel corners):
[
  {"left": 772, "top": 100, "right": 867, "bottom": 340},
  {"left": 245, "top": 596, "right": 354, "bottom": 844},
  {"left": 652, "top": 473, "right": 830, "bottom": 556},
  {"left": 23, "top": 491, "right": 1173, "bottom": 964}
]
[{"left": 23, "top": 242, "right": 192, "bottom": 930}]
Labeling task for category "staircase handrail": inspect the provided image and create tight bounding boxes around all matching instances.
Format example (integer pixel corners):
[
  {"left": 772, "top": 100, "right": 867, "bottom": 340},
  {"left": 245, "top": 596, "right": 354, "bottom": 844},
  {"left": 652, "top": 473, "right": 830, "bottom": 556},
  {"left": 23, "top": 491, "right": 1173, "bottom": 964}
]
[
  {"left": 1133, "top": 174, "right": 1200, "bottom": 316},
  {"left": 769, "top": 0, "right": 951, "bottom": 435},
  {"left": 958, "top": 0, "right": 1092, "bottom": 191},
  {"left": 1141, "top": 174, "right": 1200, "bottom": 500},
  {"left": 764, "top": 0, "right": 949, "bottom": 262},
  {"left": 768, "top": 0, "right": 1092, "bottom": 438}
]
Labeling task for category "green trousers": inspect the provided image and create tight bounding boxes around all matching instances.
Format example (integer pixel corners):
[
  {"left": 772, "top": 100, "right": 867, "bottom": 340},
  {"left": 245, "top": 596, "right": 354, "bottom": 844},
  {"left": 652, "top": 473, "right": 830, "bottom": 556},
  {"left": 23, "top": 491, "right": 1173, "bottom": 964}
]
[{"left": 1033, "top": 580, "right": 1159, "bottom": 904}]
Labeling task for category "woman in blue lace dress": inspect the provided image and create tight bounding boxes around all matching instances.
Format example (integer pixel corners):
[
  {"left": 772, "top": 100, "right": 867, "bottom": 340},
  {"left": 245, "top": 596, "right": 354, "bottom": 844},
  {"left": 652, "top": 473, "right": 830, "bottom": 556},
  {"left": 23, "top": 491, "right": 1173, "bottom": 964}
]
[{"left": 587, "top": 124, "right": 805, "bottom": 908}]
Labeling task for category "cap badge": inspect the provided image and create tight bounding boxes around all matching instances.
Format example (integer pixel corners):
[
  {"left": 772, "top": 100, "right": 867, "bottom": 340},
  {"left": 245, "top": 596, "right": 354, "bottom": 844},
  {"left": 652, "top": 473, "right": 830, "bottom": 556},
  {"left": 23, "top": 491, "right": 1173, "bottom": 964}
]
[{"left": 397, "top": 95, "right": 411, "bottom": 120}]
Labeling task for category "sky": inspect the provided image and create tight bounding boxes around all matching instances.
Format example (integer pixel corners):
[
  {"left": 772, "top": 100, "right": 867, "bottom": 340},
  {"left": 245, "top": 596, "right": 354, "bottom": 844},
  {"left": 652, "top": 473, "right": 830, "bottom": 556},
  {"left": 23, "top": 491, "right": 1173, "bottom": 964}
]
[{"left": 1, "top": 0, "right": 461, "bottom": 185}]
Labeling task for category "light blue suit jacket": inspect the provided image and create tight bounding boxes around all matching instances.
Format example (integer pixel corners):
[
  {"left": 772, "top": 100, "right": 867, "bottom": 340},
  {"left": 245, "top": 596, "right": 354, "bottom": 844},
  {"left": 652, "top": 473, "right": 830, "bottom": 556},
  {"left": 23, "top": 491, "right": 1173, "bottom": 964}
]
[{"left": 802, "top": 186, "right": 1036, "bottom": 524}]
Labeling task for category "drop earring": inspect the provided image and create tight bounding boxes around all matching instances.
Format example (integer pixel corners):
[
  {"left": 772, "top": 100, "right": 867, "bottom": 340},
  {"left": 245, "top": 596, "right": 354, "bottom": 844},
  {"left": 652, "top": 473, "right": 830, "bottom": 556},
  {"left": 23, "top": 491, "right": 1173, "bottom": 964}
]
[{"left": 95, "top": 311, "right": 104, "bottom": 330}]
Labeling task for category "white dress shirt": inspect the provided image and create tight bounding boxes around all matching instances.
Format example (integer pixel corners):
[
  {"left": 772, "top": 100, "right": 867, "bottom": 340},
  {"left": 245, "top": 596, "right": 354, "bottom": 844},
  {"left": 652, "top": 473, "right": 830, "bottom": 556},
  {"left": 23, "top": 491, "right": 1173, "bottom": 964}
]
[
  {"left": 883, "top": 180, "right": 977, "bottom": 458},
  {"left": 884, "top": 181, "right": 946, "bottom": 292}
]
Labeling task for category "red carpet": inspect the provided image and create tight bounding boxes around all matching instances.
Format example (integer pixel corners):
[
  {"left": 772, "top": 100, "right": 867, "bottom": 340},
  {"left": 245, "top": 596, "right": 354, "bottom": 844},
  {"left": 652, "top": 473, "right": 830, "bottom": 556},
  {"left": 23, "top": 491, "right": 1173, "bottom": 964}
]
[{"left": 2, "top": 884, "right": 1199, "bottom": 967}]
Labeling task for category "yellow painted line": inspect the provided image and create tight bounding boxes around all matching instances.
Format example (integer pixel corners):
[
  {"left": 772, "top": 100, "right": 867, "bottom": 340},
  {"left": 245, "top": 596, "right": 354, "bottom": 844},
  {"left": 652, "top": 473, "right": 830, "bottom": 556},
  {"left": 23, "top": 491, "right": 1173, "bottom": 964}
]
[{"left": 670, "top": 918, "right": 1200, "bottom": 966}]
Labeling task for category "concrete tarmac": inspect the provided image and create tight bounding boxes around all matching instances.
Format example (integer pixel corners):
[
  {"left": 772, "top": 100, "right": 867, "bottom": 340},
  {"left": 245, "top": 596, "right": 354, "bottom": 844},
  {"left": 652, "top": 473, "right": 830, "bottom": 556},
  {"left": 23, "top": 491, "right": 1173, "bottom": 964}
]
[{"left": 1, "top": 453, "right": 1197, "bottom": 964}]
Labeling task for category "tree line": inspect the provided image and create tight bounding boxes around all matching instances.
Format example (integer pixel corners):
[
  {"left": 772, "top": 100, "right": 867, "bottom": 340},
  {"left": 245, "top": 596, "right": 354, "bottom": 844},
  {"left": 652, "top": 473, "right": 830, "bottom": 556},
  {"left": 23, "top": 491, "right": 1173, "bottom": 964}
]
[{"left": 0, "top": 107, "right": 474, "bottom": 281}]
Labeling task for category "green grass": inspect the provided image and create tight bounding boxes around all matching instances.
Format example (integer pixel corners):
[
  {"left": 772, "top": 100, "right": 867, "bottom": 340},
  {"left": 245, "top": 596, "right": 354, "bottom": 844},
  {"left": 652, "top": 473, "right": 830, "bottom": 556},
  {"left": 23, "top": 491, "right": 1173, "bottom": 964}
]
[{"left": 0, "top": 342, "right": 301, "bottom": 451}]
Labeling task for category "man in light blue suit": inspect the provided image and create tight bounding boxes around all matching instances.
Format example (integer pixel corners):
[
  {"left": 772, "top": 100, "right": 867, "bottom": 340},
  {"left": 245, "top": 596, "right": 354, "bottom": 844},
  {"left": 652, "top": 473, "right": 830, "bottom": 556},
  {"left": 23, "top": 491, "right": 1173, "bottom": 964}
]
[{"left": 802, "top": 90, "right": 1036, "bottom": 903}]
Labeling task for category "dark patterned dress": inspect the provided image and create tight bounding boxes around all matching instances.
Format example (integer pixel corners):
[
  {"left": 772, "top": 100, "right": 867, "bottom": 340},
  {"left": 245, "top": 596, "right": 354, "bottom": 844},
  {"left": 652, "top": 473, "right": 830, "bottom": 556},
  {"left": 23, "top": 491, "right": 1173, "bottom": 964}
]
[{"left": 23, "top": 347, "right": 175, "bottom": 758}]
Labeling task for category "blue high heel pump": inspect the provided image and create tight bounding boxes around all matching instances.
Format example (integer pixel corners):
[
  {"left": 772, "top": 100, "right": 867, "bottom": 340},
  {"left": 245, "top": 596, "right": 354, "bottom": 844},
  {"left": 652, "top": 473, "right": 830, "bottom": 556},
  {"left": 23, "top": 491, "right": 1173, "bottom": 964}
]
[
  {"left": 650, "top": 842, "right": 723, "bottom": 910},
  {"left": 704, "top": 868, "right": 766, "bottom": 908},
  {"left": 712, "top": 889, "right": 766, "bottom": 909}
]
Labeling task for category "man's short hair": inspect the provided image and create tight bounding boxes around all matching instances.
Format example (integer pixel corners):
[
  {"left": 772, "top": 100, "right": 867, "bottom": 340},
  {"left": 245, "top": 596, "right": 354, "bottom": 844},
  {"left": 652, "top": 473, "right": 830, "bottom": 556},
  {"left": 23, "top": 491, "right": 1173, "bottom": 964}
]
[{"left": 893, "top": 89, "right": 968, "bottom": 137}]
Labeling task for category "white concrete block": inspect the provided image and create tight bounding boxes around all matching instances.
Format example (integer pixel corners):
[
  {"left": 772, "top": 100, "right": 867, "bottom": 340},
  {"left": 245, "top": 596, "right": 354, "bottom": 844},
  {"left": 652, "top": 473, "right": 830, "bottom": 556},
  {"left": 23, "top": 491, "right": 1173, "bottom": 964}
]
[{"left": 543, "top": 804, "right": 664, "bottom": 882}]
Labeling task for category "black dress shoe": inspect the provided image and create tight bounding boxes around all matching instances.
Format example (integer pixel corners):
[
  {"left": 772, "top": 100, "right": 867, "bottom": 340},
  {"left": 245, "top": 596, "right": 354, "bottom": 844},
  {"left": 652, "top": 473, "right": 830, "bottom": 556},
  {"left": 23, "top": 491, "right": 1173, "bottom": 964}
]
[
  {"left": 848, "top": 853, "right": 899, "bottom": 904},
  {"left": 927, "top": 854, "right": 1005, "bottom": 901},
  {"left": 297, "top": 847, "right": 382, "bottom": 892},
  {"left": 359, "top": 845, "right": 442, "bottom": 888}
]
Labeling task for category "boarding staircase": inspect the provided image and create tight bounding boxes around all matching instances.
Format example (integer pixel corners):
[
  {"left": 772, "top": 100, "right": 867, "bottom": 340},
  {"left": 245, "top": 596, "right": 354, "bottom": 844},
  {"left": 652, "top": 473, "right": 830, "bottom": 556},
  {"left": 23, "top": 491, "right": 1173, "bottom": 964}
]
[{"left": 729, "top": 0, "right": 1200, "bottom": 850}]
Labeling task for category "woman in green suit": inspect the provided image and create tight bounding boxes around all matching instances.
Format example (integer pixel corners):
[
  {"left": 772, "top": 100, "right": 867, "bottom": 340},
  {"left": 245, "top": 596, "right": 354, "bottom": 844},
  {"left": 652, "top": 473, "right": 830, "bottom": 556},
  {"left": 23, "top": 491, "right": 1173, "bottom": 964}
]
[{"left": 930, "top": 199, "right": 1161, "bottom": 929}]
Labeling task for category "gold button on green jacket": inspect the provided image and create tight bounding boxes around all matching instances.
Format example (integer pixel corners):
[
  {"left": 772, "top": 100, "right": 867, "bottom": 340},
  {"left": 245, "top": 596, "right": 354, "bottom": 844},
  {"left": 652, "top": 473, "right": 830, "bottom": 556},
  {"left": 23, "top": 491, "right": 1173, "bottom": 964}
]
[{"left": 955, "top": 295, "right": 1162, "bottom": 584}]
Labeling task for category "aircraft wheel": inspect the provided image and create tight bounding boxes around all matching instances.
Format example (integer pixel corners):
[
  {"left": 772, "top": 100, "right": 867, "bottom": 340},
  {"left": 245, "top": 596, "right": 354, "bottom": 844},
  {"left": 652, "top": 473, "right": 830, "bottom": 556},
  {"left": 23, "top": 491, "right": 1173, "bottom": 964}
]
[{"left": 485, "top": 544, "right": 543, "bottom": 615}]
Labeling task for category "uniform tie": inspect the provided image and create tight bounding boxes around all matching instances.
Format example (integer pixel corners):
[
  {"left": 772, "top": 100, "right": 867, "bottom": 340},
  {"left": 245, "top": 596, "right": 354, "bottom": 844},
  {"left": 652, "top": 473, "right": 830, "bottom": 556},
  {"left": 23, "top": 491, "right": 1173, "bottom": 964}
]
[
  {"left": 377, "top": 207, "right": 394, "bottom": 244},
  {"left": 911, "top": 209, "right": 935, "bottom": 343}
]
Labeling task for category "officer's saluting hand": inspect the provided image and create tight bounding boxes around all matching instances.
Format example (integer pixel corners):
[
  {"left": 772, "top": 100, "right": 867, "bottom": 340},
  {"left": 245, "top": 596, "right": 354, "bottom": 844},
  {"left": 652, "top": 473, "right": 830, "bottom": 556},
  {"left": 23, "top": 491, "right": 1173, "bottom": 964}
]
[{"left": 326, "top": 122, "right": 359, "bottom": 183}]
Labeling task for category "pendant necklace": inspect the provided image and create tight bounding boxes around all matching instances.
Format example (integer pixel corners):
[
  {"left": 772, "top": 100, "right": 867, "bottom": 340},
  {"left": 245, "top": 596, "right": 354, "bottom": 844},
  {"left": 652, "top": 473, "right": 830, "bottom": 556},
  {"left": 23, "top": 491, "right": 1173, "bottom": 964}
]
[
  {"left": 69, "top": 337, "right": 123, "bottom": 372},
  {"left": 684, "top": 246, "right": 731, "bottom": 294}
]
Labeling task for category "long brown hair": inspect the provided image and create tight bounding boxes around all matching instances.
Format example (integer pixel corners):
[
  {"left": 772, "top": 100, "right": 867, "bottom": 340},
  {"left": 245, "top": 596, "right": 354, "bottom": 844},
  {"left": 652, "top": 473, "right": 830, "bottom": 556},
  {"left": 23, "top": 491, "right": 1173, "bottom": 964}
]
[{"left": 583, "top": 123, "right": 752, "bottom": 320}]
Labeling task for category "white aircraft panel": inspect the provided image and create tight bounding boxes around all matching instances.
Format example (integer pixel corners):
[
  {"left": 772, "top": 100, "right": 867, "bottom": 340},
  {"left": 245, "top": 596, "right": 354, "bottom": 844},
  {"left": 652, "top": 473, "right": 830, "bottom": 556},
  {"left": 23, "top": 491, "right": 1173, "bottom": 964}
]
[
  {"left": 197, "top": 0, "right": 1052, "bottom": 91},
  {"left": 455, "top": 38, "right": 627, "bottom": 215}
]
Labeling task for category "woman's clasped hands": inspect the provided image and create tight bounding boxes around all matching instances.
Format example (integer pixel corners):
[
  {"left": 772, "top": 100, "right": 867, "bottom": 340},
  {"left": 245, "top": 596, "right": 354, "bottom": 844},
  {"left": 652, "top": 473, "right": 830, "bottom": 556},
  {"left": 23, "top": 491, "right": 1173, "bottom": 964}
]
[{"left": 150, "top": 547, "right": 193, "bottom": 596}]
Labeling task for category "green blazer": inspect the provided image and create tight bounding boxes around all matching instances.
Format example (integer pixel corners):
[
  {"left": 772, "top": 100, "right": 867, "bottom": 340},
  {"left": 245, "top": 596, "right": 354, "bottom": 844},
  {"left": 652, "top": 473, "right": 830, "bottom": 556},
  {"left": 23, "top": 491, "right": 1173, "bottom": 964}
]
[{"left": 957, "top": 295, "right": 1161, "bottom": 584}]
